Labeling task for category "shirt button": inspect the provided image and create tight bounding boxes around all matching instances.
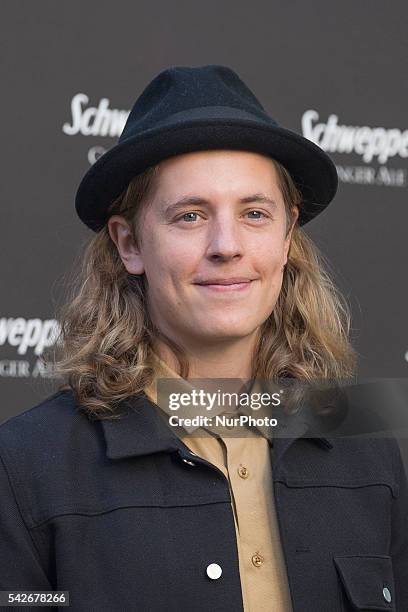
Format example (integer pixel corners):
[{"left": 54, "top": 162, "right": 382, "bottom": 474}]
[
  {"left": 382, "top": 586, "right": 392, "bottom": 603},
  {"left": 238, "top": 465, "right": 249, "bottom": 479},
  {"left": 206, "top": 563, "right": 222, "bottom": 580},
  {"left": 251, "top": 552, "right": 264, "bottom": 567}
]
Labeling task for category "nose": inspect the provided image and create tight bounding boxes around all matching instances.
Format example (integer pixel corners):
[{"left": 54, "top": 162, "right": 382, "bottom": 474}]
[{"left": 205, "top": 216, "right": 244, "bottom": 262}]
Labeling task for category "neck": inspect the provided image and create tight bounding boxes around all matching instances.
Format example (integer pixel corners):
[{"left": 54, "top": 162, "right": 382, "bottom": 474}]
[{"left": 152, "top": 333, "right": 259, "bottom": 380}]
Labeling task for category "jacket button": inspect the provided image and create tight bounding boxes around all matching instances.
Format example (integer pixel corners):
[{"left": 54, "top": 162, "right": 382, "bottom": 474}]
[
  {"left": 382, "top": 586, "right": 392, "bottom": 603},
  {"left": 206, "top": 563, "right": 222, "bottom": 580}
]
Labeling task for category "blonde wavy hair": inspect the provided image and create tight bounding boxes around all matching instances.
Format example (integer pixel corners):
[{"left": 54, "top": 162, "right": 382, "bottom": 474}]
[{"left": 46, "top": 157, "right": 358, "bottom": 419}]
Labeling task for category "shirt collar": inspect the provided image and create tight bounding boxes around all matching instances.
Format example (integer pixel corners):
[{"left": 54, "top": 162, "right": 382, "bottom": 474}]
[
  {"left": 101, "top": 389, "right": 336, "bottom": 464},
  {"left": 101, "top": 349, "right": 343, "bottom": 465}
]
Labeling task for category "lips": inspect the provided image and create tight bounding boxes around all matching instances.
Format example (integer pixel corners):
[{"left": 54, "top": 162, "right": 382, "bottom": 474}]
[
  {"left": 193, "top": 278, "right": 256, "bottom": 293},
  {"left": 194, "top": 278, "right": 254, "bottom": 285}
]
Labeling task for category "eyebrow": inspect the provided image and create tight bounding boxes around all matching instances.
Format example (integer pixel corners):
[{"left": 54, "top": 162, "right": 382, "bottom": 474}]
[{"left": 163, "top": 193, "right": 278, "bottom": 217}]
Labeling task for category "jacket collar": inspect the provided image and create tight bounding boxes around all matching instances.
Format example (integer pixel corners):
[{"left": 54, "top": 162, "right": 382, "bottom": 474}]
[
  {"left": 101, "top": 393, "right": 183, "bottom": 460},
  {"left": 101, "top": 392, "right": 335, "bottom": 464}
]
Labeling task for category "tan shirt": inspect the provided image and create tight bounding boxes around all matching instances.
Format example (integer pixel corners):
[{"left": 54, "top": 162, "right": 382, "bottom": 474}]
[{"left": 143, "top": 351, "right": 293, "bottom": 612}]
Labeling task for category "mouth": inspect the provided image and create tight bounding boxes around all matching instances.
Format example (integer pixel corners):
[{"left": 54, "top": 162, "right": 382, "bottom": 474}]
[{"left": 194, "top": 280, "right": 255, "bottom": 293}]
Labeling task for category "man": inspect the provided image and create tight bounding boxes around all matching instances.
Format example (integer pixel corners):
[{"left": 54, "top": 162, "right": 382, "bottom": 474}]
[
  {"left": 107, "top": 147, "right": 299, "bottom": 610},
  {"left": 0, "top": 64, "right": 406, "bottom": 611}
]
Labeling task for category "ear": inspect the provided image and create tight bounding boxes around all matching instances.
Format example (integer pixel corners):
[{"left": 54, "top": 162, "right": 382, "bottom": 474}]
[
  {"left": 283, "top": 206, "right": 299, "bottom": 265},
  {"left": 107, "top": 215, "right": 145, "bottom": 275}
]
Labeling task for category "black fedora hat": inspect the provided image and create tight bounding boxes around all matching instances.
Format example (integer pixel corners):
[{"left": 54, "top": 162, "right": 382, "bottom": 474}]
[{"left": 75, "top": 64, "right": 338, "bottom": 231}]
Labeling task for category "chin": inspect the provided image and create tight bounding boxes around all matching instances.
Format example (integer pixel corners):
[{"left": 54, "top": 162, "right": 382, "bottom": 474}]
[{"left": 197, "top": 322, "right": 258, "bottom": 341}]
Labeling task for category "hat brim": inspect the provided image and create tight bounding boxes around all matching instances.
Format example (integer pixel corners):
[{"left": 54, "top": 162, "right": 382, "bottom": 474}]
[{"left": 75, "top": 118, "right": 338, "bottom": 231}]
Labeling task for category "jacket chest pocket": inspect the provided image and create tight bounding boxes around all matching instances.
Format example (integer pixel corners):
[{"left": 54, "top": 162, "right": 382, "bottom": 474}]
[
  {"left": 334, "top": 555, "right": 396, "bottom": 611},
  {"left": 275, "top": 476, "right": 395, "bottom": 552}
]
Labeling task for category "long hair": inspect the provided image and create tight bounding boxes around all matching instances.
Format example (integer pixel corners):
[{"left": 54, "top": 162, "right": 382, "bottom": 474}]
[{"left": 45, "top": 157, "right": 358, "bottom": 419}]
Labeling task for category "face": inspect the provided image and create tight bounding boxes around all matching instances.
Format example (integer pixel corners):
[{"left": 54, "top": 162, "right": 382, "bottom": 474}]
[{"left": 108, "top": 150, "right": 298, "bottom": 348}]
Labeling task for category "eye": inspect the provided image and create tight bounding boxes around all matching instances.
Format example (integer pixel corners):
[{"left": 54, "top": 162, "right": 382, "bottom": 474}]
[
  {"left": 246, "top": 210, "right": 267, "bottom": 220},
  {"left": 177, "top": 212, "right": 201, "bottom": 223}
]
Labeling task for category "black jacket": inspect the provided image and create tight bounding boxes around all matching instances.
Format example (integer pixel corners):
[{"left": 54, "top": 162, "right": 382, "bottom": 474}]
[{"left": 0, "top": 389, "right": 407, "bottom": 611}]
